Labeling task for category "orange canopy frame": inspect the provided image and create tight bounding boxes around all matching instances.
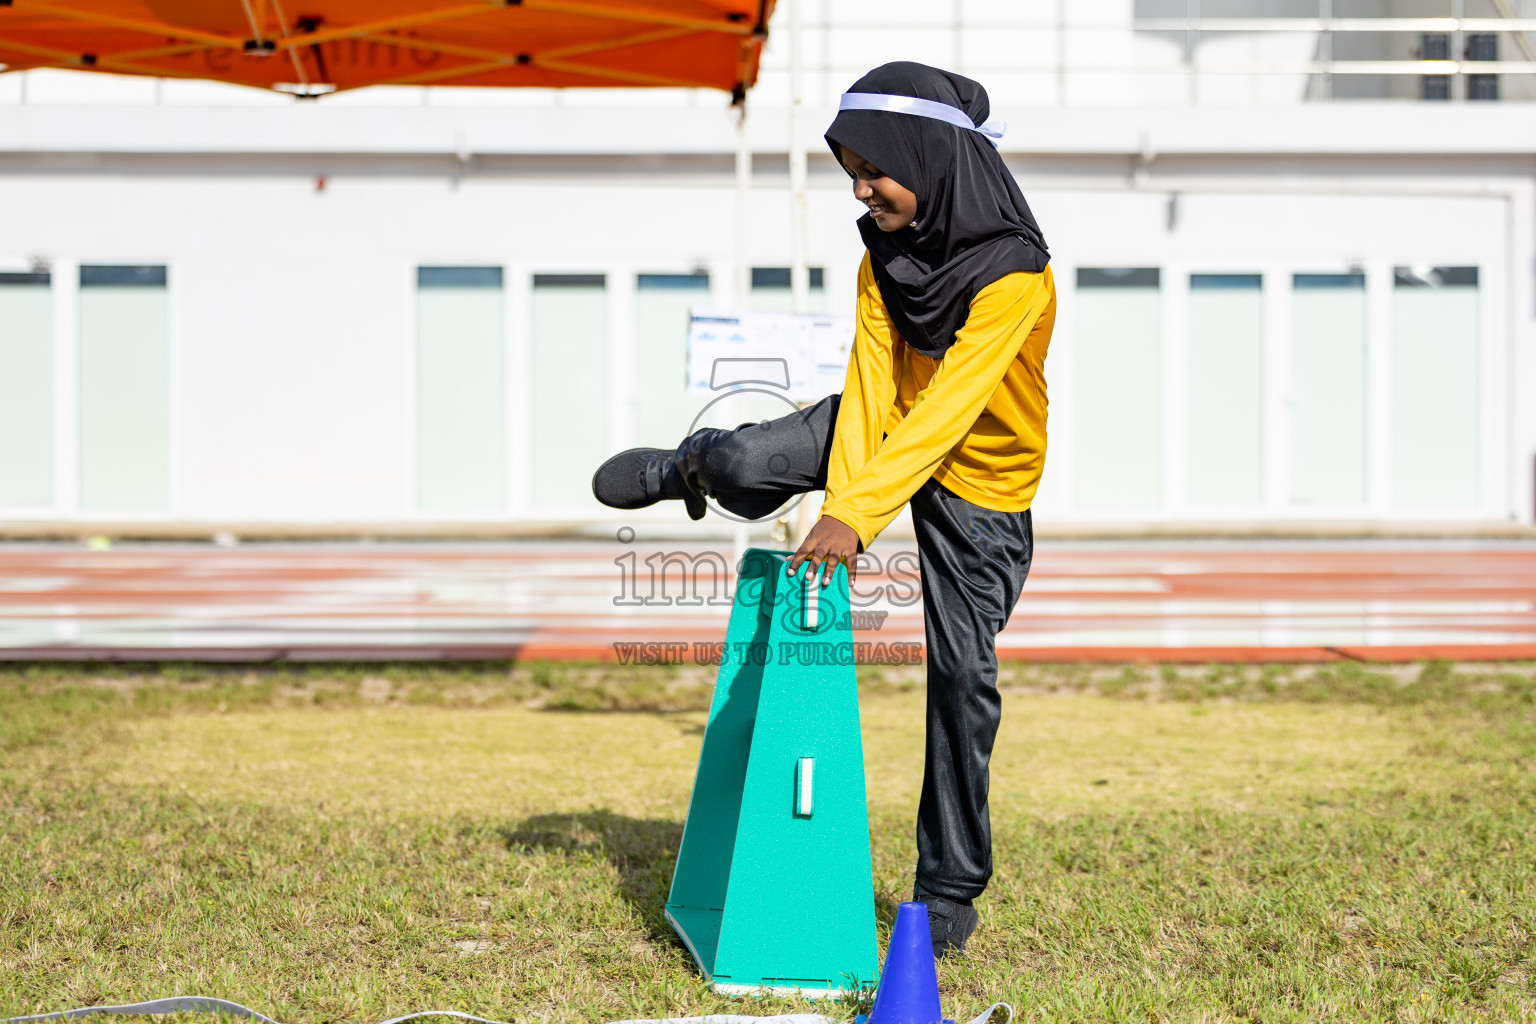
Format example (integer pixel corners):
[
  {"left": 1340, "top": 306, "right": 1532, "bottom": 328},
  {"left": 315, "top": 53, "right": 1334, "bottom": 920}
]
[{"left": 0, "top": 0, "right": 776, "bottom": 96}]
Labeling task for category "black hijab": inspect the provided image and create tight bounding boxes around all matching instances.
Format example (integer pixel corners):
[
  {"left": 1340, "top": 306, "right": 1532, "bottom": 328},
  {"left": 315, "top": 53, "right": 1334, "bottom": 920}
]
[{"left": 824, "top": 62, "right": 1048, "bottom": 359}]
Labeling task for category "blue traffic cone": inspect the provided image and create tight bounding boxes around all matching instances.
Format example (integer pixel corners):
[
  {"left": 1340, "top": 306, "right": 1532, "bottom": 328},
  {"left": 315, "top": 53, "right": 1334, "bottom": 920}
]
[{"left": 857, "top": 902, "right": 954, "bottom": 1024}]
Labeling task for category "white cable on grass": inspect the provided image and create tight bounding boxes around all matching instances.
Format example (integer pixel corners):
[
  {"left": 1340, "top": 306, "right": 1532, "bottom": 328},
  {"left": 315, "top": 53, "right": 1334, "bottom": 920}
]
[
  {"left": 964, "top": 1003, "right": 1013, "bottom": 1024},
  {"left": 608, "top": 1017, "right": 831, "bottom": 1024},
  {"left": 4, "top": 997, "right": 1013, "bottom": 1024},
  {"left": 1, "top": 999, "right": 287, "bottom": 1024},
  {"left": 379, "top": 1013, "right": 520, "bottom": 1024},
  {"left": 0, "top": 1002, "right": 516, "bottom": 1024}
]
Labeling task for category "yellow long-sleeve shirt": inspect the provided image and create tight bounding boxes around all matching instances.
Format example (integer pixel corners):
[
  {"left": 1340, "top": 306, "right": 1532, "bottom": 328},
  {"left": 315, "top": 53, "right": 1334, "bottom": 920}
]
[{"left": 819, "top": 253, "right": 1055, "bottom": 550}]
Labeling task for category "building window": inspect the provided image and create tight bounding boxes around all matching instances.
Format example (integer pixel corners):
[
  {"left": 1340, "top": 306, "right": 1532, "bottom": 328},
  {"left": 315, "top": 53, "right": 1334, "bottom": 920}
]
[
  {"left": 79, "top": 265, "right": 168, "bottom": 511},
  {"left": 1075, "top": 268, "right": 1160, "bottom": 511},
  {"left": 636, "top": 272, "right": 709, "bottom": 447},
  {"left": 416, "top": 266, "right": 505, "bottom": 512},
  {"left": 531, "top": 273, "right": 607, "bottom": 507},
  {"left": 1392, "top": 267, "right": 1479, "bottom": 511},
  {"left": 0, "top": 271, "right": 53, "bottom": 507},
  {"left": 1291, "top": 272, "right": 1366, "bottom": 507},
  {"left": 750, "top": 266, "right": 826, "bottom": 314},
  {"left": 1420, "top": 33, "right": 1450, "bottom": 101},
  {"left": 1188, "top": 273, "right": 1263, "bottom": 507},
  {"left": 1464, "top": 34, "right": 1498, "bottom": 102}
]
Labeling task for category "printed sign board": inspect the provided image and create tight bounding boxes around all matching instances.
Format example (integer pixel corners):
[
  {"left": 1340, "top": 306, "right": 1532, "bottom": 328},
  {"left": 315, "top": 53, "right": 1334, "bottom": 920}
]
[{"left": 687, "top": 308, "right": 855, "bottom": 402}]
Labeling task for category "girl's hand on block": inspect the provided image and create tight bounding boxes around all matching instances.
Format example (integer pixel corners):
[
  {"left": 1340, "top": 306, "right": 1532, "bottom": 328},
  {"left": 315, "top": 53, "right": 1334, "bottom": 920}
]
[{"left": 787, "top": 515, "right": 861, "bottom": 587}]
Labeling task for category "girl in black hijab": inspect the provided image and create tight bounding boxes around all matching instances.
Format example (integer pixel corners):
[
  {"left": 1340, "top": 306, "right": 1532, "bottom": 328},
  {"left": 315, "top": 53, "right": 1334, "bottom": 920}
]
[
  {"left": 592, "top": 61, "right": 1055, "bottom": 957},
  {"left": 826, "top": 61, "right": 1049, "bottom": 361}
]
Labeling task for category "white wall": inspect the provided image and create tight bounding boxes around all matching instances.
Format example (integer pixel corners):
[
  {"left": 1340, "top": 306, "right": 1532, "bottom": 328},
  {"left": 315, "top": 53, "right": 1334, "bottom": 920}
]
[{"left": 1, "top": 146, "right": 1530, "bottom": 530}]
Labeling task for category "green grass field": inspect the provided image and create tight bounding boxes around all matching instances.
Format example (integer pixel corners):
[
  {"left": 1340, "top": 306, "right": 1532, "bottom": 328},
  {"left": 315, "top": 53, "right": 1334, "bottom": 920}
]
[{"left": 2, "top": 661, "right": 1534, "bottom": 1024}]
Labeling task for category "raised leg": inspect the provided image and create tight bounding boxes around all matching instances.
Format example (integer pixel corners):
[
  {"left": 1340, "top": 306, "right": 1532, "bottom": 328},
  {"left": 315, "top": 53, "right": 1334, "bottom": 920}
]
[{"left": 673, "top": 394, "right": 840, "bottom": 521}]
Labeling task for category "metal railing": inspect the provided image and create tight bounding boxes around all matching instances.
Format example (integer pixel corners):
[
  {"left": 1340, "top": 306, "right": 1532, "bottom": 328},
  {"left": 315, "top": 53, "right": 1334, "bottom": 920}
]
[
  {"left": 758, "top": 18, "right": 1536, "bottom": 78},
  {"left": 1132, "top": 14, "right": 1536, "bottom": 77}
]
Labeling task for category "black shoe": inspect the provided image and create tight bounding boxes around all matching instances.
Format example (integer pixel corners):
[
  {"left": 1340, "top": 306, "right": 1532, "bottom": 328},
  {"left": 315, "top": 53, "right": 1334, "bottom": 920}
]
[
  {"left": 915, "top": 893, "right": 979, "bottom": 959},
  {"left": 591, "top": 448, "right": 706, "bottom": 521}
]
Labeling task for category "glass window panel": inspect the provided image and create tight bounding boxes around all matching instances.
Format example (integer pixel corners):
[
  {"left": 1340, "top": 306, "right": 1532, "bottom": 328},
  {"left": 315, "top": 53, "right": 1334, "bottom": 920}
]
[
  {"left": 636, "top": 273, "right": 709, "bottom": 446},
  {"left": 750, "top": 266, "right": 826, "bottom": 314},
  {"left": 1188, "top": 274, "right": 1263, "bottom": 506},
  {"left": 1291, "top": 272, "right": 1366, "bottom": 507},
  {"left": 81, "top": 265, "right": 166, "bottom": 287},
  {"left": 419, "top": 266, "right": 502, "bottom": 288},
  {"left": 531, "top": 274, "right": 607, "bottom": 507},
  {"left": 416, "top": 266, "right": 505, "bottom": 511},
  {"left": 0, "top": 272, "right": 53, "bottom": 506},
  {"left": 79, "top": 265, "right": 168, "bottom": 510},
  {"left": 1077, "top": 268, "right": 1159, "bottom": 288},
  {"left": 1075, "top": 268, "right": 1160, "bottom": 510},
  {"left": 1391, "top": 266, "right": 1478, "bottom": 510}
]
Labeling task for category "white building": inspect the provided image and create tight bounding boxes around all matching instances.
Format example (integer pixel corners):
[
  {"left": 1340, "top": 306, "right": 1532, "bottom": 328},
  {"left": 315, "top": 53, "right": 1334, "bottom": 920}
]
[{"left": 2, "top": 0, "right": 1534, "bottom": 538}]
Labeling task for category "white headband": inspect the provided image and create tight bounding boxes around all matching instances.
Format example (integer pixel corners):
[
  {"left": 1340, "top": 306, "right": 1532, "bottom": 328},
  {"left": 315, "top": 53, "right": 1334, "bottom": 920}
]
[{"left": 838, "top": 92, "right": 1006, "bottom": 143}]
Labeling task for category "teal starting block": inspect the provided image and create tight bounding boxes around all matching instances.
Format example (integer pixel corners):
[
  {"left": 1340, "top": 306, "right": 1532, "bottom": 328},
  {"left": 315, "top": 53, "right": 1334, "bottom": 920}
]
[{"left": 665, "top": 548, "right": 878, "bottom": 999}]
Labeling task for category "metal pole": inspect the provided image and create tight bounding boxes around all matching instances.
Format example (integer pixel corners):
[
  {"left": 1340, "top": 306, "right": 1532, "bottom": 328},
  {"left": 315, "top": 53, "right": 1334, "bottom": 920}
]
[
  {"left": 735, "top": 102, "right": 751, "bottom": 307},
  {"left": 1186, "top": 0, "right": 1199, "bottom": 106},
  {"left": 786, "top": 0, "right": 817, "bottom": 547},
  {"left": 1319, "top": 0, "right": 1332, "bottom": 100},
  {"left": 952, "top": 0, "right": 963, "bottom": 73},
  {"left": 1055, "top": 0, "right": 1067, "bottom": 105},
  {"left": 734, "top": 98, "right": 754, "bottom": 561},
  {"left": 1451, "top": 0, "right": 1464, "bottom": 100},
  {"left": 788, "top": 0, "right": 809, "bottom": 316}
]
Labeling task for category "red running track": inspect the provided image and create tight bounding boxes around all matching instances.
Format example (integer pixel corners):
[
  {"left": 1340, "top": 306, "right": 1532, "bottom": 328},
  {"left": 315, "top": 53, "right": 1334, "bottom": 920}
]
[{"left": 0, "top": 540, "right": 1534, "bottom": 663}]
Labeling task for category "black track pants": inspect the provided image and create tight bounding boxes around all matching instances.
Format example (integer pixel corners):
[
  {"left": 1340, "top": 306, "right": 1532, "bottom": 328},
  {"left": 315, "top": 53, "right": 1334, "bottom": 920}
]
[{"left": 673, "top": 394, "right": 1034, "bottom": 901}]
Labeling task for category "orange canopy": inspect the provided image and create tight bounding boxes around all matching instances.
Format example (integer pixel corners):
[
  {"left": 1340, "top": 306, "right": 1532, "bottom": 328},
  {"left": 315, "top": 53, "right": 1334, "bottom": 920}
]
[{"left": 0, "top": 0, "right": 775, "bottom": 96}]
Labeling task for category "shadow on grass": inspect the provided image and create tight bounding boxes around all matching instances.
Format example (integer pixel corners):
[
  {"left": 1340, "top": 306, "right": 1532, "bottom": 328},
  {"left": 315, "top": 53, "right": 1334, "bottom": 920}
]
[{"left": 502, "top": 809, "right": 685, "bottom": 944}]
